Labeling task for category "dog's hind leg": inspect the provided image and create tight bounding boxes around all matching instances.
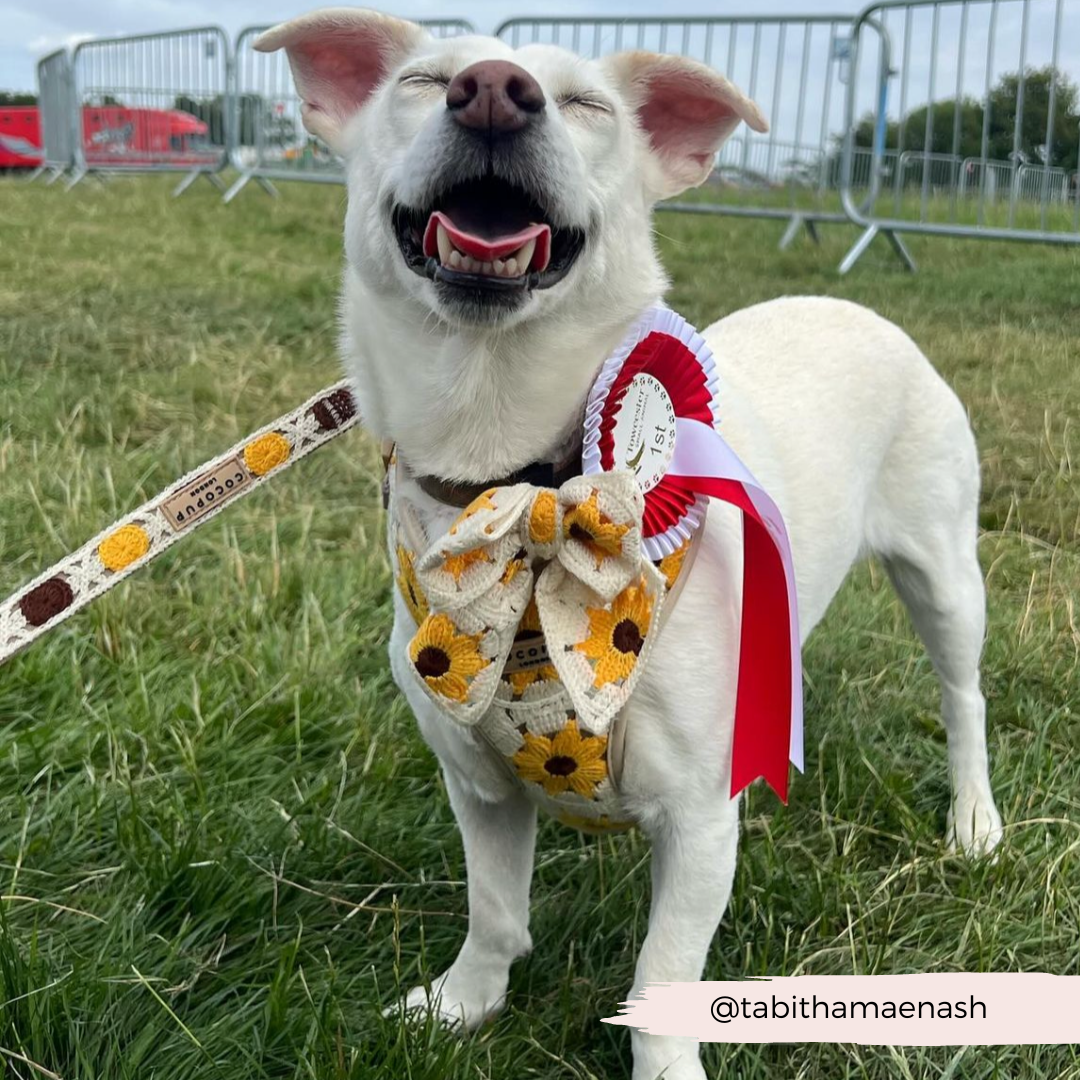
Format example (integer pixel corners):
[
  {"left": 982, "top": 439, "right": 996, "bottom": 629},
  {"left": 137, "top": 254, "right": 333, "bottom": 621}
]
[
  {"left": 628, "top": 796, "right": 741, "bottom": 1080},
  {"left": 400, "top": 764, "right": 537, "bottom": 1028},
  {"left": 867, "top": 372, "right": 1003, "bottom": 856}
]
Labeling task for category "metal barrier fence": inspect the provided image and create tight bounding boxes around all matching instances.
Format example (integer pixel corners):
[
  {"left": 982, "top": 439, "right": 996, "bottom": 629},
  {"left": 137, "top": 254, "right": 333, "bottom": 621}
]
[
  {"left": 29, "top": 50, "right": 76, "bottom": 184},
  {"left": 70, "top": 27, "right": 231, "bottom": 194},
  {"left": 31, "top": 7, "right": 1080, "bottom": 270},
  {"left": 494, "top": 15, "right": 883, "bottom": 250},
  {"left": 224, "top": 19, "right": 476, "bottom": 203},
  {"left": 840, "top": 0, "right": 1080, "bottom": 271}
]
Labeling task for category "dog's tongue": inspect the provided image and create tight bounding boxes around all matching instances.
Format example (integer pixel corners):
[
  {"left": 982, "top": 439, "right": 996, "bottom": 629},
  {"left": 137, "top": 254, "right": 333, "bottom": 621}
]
[{"left": 423, "top": 211, "right": 551, "bottom": 271}]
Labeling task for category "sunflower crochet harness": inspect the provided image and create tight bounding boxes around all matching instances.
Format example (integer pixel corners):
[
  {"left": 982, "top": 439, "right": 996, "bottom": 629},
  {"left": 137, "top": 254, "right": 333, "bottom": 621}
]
[{"left": 389, "top": 458, "right": 698, "bottom": 834}]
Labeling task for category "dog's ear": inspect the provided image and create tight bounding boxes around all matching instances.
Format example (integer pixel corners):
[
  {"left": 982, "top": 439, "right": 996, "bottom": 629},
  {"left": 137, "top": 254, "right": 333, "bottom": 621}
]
[
  {"left": 254, "top": 8, "right": 428, "bottom": 150},
  {"left": 602, "top": 51, "right": 768, "bottom": 200}
]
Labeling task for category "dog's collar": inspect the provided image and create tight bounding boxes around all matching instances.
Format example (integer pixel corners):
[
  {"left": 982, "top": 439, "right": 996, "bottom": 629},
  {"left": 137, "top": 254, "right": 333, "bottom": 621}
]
[
  {"left": 381, "top": 440, "right": 582, "bottom": 510},
  {"left": 415, "top": 453, "right": 582, "bottom": 508}
]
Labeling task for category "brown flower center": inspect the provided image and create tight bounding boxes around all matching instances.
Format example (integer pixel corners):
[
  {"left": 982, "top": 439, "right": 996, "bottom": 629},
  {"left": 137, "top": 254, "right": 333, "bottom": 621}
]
[
  {"left": 415, "top": 646, "right": 451, "bottom": 679},
  {"left": 568, "top": 522, "right": 593, "bottom": 544},
  {"left": 544, "top": 755, "right": 578, "bottom": 777},
  {"left": 612, "top": 618, "right": 644, "bottom": 656}
]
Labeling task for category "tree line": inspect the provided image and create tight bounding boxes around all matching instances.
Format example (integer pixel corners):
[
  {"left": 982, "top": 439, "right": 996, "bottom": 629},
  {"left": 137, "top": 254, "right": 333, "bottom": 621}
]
[{"left": 852, "top": 66, "right": 1080, "bottom": 169}]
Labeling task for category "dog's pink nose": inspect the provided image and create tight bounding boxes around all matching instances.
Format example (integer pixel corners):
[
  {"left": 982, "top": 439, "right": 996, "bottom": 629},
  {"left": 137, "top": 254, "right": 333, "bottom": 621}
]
[{"left": 446, "top": 60, "right": 545, "bottom": 135}]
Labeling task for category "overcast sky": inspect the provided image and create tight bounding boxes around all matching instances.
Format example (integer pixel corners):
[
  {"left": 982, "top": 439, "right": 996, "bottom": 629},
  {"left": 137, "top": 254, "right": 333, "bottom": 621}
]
[
  {"left": 2, "top": 0, "right": 871, "bottom": 93},
  {"left": 3, "top": 0, "right": 1075, "bottom": 153}
]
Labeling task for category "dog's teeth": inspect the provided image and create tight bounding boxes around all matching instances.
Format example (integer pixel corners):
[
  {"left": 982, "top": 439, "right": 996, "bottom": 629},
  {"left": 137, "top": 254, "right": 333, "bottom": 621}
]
[
  {"left": 505, "top": 257, "right": 518, "bottom": 276},
  {"left": 493, "top": 259, "right": 506, "bottom": 275},
  {"left": 436, "top": 223, "right": 453, "bottom": 266},
  {"left": 481, "top": 261, "right": 493, "bottom": 274},
  {"left": 449, "top": 249, "right": 462, "bottom": 268},
  {"left": 515, "top": 238, "right": 537, "bottom": 272},
  {"left": 460, "top": 255, "right": 474, "bottom": 272}
]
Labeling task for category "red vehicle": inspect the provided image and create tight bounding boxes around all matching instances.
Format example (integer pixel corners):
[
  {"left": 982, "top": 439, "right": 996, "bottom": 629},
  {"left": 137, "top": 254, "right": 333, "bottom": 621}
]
[
  {"left": 82, "top": 106, "right": 219, "bottom": 167},
  {"left": 0, "top": 107, "right": 43, "bottom": 168},
  {"left": 0, "top": 105, "right": 220, "bottom": 169}
]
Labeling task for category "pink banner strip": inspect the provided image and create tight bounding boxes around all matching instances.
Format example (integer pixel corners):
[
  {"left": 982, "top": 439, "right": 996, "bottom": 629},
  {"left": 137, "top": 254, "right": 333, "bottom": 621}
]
[{"left": 604, "top": 974, "right": 1080, "bottom": 1044}]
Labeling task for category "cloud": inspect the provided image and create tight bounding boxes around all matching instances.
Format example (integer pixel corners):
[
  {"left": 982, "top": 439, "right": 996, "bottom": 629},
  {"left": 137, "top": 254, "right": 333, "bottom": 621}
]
[{"left": 26, "top": 31, "right": 96, "bottom": 53}]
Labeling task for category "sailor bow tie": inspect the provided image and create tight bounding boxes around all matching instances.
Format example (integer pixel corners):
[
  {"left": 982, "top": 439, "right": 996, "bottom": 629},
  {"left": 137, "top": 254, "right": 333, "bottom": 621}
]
[{"left": 397, "top": 471, "right": 668, "bottom": 732}]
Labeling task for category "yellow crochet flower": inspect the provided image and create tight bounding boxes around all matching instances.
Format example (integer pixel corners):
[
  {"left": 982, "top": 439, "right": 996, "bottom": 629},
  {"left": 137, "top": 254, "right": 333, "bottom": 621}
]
[
  {"left": 658, "top": 537, "right": 691, "bottom": 590},
  {"left": 396, "top": 545, "right": 428, "bottom": 625},
  {"left": 563, "top": 490, "right": 630, "bottom": 568},
  {"left": 409, "top": 613, "right": 488, "bottom": 702},
  {"left": 513, "top": 719, "right": 608, "bottom": 798},
  {"left": 450, "top": 489, "right": 497, "bottom": 535},
  {"left": 441, "top": 547, "right": 491, "bottom": 581},
  {"left": 575, "top": 579, "right": 652, "bottom": 688},
  {"left": 528, "top": 490, "right": 558, "bottom": 545},
  {"left": 501, "top": 548, "right": 528, "bottom": 585}
]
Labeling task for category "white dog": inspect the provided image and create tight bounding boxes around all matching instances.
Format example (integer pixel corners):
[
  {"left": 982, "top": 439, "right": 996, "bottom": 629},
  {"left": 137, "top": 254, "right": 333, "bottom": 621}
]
[{"left": 257, "top": 11, "right": 1004, "bottom": 1078}]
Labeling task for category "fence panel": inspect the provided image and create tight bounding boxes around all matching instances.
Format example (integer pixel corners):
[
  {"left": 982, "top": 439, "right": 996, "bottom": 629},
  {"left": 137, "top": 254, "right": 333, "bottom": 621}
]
[
  {"left": 224, "top": 19, "right": 476, "bottom": 203},
  {"left": 70, "top": 27, "right": 231, "bottom": 194},
  {"left": 32, "top": 49, "right": 76, "bottom": 182},
  {"left": 495, "top": 16, "right": 880, "bottom": 248},
  {"left": 839, "top": 0, "right": 1080, "bottom": 270}
]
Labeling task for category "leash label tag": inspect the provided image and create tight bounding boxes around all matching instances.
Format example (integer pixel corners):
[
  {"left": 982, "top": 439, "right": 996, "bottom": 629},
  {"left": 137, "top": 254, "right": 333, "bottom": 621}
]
[{"left": 161, "top": 456, "right": 252, "bottom": 532}]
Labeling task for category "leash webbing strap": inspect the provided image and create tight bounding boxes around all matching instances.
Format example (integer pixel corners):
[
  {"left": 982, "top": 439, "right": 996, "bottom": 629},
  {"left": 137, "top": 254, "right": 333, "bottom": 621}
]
[{"left": 0, "top": 381, "right": 358, "bottom": 669}]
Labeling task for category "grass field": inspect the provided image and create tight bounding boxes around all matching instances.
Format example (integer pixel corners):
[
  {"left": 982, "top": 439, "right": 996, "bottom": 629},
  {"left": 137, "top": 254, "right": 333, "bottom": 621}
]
[{"left": 0, "top": 175, "right": 1078, "bottom": 1080}]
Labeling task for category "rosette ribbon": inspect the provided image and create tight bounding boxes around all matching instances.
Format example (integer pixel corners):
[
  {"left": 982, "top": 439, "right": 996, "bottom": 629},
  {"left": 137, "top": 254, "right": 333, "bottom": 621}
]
[
  {"left": 397, "top": 472, "right": 668, "bottom": 735},
  {"left": 583, "top": 305, "right": 803, "bottom": 803}
]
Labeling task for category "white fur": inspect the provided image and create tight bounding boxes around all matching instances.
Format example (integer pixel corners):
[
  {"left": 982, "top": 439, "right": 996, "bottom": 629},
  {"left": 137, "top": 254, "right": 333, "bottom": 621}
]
[{"left": 258, "top": 12, "right": 1004, "bottom": 1078}]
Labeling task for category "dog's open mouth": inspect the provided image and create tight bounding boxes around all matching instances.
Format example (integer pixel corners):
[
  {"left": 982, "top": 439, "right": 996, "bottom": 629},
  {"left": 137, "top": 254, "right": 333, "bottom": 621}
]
[{"left": 393, "top": 175, "right": 586, "bottom": 294}]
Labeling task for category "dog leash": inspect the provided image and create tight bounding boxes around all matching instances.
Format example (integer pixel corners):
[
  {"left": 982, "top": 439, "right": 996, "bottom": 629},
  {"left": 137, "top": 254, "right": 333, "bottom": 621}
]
[{"left": 0, "top": 382, "right": 359, "bottom": 669}]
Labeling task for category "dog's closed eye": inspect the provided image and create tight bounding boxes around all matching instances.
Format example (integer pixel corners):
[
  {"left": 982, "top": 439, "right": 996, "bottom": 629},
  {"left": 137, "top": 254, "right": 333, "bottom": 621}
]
[
  {"left": 556, "top": 92, "right": 613, "bottom": 115},
  {"left": 399, "top": 70, "right": 450, "bottom": 91}
]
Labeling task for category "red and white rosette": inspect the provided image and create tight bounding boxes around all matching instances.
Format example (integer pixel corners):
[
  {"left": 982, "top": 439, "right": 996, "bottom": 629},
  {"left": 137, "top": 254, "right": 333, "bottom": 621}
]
[{"left": 582, "top": 305, "right": 804, "bottom": 802}]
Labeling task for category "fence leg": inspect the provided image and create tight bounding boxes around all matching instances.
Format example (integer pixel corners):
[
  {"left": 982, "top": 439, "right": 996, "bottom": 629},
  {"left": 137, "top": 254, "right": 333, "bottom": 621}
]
[
  {"left": 884, "top": 228, "right": 917, "bottom": 272},
  {"left": 256, "top": 177, "right": 279, "bottom": 199},
  {"left": 44, "top": 168, "right": 66, "bottom": 186},
  {"left": 26, "top": 166, "right": 46, "bottom": 183},
  {"left": 779, "top": 213, "right": 822, "bottom": 251},
  {"left": 205, "top": 172, "right": 227, "bottom": 193},
  {"left": 838, "top": 225, "right": 878, "bottom": 273},
  {"left": 222, "top": 172, "right": 252, "bottom": 204},
  {"left": 173, "top": 169, "right": 201, "bottom": 197},
  {"left": 778, "top": 214, "right": 803, "bottom": 250},
  {"left": 64, "top": 167, "right": 88, "bottom": 192}
]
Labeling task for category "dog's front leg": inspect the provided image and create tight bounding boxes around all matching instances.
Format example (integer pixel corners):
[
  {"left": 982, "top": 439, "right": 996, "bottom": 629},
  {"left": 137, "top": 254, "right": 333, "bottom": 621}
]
[
  {"left": 402, "top": 760, "right": 537, "bottom": 1029},
  {"left": 630, "top": 797, "right": 741, "bottom": 1080}
]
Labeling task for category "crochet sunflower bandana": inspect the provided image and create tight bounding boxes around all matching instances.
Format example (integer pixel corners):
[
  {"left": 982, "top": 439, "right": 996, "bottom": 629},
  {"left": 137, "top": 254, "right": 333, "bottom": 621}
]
[{"left": 394, "top": 471, "right": 668, "bottom": 736}]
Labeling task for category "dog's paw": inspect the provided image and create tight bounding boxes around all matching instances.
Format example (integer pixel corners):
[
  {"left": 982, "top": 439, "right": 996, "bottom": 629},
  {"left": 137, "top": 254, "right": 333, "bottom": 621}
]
[
  {"left": 946, "top": 786, "right": 1003, "bottom": 857},
  {"left": 387, "top": 968, "right": 508, "bottom": 1032}
]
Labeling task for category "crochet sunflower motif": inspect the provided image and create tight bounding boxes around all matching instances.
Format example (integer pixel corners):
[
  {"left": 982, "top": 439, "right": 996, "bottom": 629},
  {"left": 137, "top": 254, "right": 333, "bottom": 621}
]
[
  {"left": 528, "top": 490, "right": 558, "bottom": 545},
  {"left": 500, "top": 548, "right": 528, "bottom": 585},
  {"left": 512, "top": 719, "right": 608, "bottom": 799},
  {"left": 575, "top": 577, "right": 653, "bottom": 688},
  {"left": 658, "top": 536, "right": 692, "bottom": 591},
  {"left": 409, "top": 613, "right": 489, "bottom": 703},
  {"left": 395, "top": 545, "right": 428, "bottom": 625},
  {"left": 441, "top": 547, "right": 492, "bottom": 582},
  {"left": 563, "top": 490, "right": 630, "bottom": 569},
  {"left": 450, "top": 489, "right": 497, "bottom": 536}
]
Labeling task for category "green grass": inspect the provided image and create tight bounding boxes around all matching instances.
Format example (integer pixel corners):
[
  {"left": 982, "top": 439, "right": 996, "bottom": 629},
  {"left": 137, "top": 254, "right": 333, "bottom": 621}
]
[{"left": 0, "top": 174, "right": 1078, "bottom": 1080}]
